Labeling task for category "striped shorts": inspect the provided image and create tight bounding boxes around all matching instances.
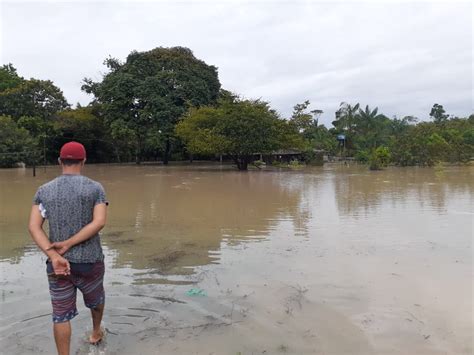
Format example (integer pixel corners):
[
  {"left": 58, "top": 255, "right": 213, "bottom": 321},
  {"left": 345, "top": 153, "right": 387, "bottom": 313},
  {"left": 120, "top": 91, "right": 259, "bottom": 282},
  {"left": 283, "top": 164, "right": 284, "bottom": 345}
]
[{"left": 46, "top": 261, "right": 105, "bottom": 323}]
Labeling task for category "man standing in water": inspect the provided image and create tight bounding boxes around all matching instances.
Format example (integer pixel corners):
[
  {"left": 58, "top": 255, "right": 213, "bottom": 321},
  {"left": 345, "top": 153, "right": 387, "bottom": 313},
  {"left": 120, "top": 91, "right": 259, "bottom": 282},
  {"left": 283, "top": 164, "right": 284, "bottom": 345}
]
[{"left": 28, "top": 141, "right": 108, "bottom": 355}]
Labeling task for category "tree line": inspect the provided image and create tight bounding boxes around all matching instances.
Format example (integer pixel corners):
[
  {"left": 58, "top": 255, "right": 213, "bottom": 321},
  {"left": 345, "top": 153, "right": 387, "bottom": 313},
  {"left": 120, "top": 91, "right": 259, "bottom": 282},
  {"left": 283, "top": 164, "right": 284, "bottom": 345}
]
[{"left": 0, "top": 46, "right": 473, "bottom": 170}]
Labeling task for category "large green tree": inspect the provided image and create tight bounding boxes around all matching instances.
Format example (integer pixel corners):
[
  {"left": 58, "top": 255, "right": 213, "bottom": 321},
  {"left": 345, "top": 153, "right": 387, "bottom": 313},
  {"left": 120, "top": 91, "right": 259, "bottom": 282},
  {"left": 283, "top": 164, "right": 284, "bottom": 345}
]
[
  {"left": 0, "top": 116, "right": 38, "bottom": 167},
  {"left": 177, "top": 97, "right": 304, "bottom": 170},
  {"left": 0, "top": 65, "right": 69, "bottom": 164},
  {"left": 0, "top": 66, "right": 69, "bottom": 120},
  {"left": 82, "top": 46, "right": 221, "bottom": 164}
]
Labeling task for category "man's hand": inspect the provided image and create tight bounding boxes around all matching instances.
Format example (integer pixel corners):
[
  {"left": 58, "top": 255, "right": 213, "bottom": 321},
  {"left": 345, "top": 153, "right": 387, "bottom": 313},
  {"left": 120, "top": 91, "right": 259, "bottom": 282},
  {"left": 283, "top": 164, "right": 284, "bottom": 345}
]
[
  {"left": 51, "top": 255, "right": 70, "bottom": 276},
  {"left": 48, "top": 240, "right": 71, "bottom": 255}
]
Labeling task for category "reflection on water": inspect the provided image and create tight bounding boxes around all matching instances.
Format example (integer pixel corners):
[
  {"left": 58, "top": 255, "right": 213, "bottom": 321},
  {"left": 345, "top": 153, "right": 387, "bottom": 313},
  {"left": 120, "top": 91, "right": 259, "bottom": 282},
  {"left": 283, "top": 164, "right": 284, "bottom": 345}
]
[
  {"left": 0, "top": 164, "right": 472, "bottom": 354},
  {"left": 332, "top": 165, "right": 473, "bottom": 218},
  {"left": 103, "top": 167, "right": 307, "bottom": 276},
  {"left": 0, "top": 165, "right": 311, "bottom": 278},
  {"left": 1, "top": 164, "right": 472, "bottom": 272}
]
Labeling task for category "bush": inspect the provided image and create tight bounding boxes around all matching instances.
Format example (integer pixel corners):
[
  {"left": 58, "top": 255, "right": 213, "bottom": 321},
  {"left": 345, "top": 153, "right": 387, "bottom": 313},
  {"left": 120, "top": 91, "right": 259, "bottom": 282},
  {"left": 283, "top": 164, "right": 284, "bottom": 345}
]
[
  {"left": 302, "top": 150, "right": 324, "bottom": 166},
  {"left": 289, "top": 159, "right": 305, "bottom": 169},
  {"left": 355, "top": 149, "right": 370, "bottom": 163},
  {"left": 252, "top": 159, "right": 266, "bottom": 168},
  {"left": 369, "top": 146, "right": 391, "bottom": 170}
]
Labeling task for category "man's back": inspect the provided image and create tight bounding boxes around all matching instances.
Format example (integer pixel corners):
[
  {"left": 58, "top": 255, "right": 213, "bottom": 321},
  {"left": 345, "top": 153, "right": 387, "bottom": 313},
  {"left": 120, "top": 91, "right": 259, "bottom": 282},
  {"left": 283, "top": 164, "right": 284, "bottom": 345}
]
[
  {"left": 29, "top": 141, "right": 108, "bottom": 352},
  {"left": 34, "top": 174, "right": 106, "bottom": 263}
]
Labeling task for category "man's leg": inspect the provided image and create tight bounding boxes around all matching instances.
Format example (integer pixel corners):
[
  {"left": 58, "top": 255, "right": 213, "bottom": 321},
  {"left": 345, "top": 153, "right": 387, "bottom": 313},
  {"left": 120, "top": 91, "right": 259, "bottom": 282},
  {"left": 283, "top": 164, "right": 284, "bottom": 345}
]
[
  {"left": 53, "top": 321, "right": 71, "bottom": 355},
  {"left": 89, "top": 303, "right": 104, "bottom": 343},
  {"left": 47, "top": 263, "right": 78, "bottom": 355},
  {"left": 77, "top": 261, "right": 106, "bottom": 344}
]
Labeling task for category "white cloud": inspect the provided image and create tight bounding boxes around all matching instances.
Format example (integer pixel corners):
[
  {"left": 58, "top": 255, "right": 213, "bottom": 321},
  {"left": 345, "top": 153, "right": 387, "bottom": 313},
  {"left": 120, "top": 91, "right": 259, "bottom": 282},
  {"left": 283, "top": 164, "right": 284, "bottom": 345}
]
[{"left": 1, "top": 0, "right": 471, "bottom": 126}]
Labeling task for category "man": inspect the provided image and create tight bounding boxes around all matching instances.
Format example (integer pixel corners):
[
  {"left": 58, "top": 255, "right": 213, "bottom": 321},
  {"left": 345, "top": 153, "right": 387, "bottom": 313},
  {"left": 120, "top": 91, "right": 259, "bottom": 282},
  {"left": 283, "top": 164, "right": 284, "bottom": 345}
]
[{"left": 28, "top": 141, "right": 108, "bottom": 355}]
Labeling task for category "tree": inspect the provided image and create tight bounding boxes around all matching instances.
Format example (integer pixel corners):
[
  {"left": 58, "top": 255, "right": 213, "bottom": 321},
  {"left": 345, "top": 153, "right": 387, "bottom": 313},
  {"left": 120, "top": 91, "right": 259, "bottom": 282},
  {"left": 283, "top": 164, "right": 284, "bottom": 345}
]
[
  {"left": 82, "top": 46, "right": 221, "bottom": 164},
  {"left": 426, "top": 133, "right": 450, "bottom": 162},
  {"left": 177, "top": 97, "right": 304, "bottom": 170},
  {"left": 290, "top": 100, "right": 315, "bottom": 135},
  {"left": 17, "top": 115, "right": 54, "bottom": 138},
  {"left": 332, "top": 102, "right": 360, "bottom": 154},
  {"left": 355, "top": 105, "right": 391, "bottom": 150},
  {"left": 54, "top": 106, "right": 115, "bottom": 162},
  {"left": 288, "top": 100, "right": 332, "bottom": 161},
  {"left": 430, "top": 103, "right": 448, "bottom": 124},
  {"left": 0, "top": 76, "right": 69, "bottom": 120},
  {"left": 333, "top": 102, "right": 360, "bottom": 132},
  {"left": 0, "top": 65, "right": 69, "bottom": 164},
  {"left": 0, "top": 116, "right": 38, "bottom": 167},
  {"left": 0, "top": 64, "right": 23, "bottom": 91}
]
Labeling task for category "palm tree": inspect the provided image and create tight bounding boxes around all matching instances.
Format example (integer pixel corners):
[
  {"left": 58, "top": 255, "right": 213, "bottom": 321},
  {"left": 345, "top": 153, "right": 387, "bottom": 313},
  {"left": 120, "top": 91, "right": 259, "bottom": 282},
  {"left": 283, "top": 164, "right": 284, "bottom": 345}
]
[
  {"left": 357, "top": 105, "right": 387, "bottom": 148},
  {"left": 332, "top": 102, "right": 360, "bottom": 155},
  {"left": 332, "top": 102, "right": 360, "bottom": 133}
]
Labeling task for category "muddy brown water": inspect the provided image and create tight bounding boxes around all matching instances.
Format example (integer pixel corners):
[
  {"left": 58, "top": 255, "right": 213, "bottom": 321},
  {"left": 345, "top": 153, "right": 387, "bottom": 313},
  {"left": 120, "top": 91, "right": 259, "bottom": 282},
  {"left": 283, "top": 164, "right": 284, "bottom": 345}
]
[{"left": 0, "top": 164, "right": 472, "bottom": 354}]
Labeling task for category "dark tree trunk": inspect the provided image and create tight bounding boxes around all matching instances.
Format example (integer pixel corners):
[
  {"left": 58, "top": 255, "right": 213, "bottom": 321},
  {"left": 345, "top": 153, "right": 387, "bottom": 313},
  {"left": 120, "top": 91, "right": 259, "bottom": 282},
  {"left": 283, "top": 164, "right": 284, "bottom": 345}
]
[
  {"left": 233, "top": 155, "right": 249, "bottom": 170},
  {"left": 163, "top": 137, "right": 170, "bottom": 165},
  {"left": 238, "top": 160, "right": 248, "bottom": 170},
  {"left": 114, "top": 146, "right": 121, "bottom": 163},
  {"left": 189, "top": 153, "right": 193, "bottom": 164},
  {"left": 135, "top": 138, "right": 141, "bottom": 164}
]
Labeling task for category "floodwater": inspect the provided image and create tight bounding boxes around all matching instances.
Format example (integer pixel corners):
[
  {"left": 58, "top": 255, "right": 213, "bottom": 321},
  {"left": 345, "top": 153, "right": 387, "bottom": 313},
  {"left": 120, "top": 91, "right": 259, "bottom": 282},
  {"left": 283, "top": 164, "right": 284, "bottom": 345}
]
[{"left": 0, "top": 163, "right": 472, "bottom": 355}]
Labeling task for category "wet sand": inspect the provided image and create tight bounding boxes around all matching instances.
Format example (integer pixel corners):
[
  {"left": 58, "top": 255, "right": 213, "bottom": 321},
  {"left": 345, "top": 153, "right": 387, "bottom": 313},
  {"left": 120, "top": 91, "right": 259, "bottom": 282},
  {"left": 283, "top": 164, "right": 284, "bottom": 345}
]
[{"left": 0, "top": 164, "right": 472, "bottom": 354}]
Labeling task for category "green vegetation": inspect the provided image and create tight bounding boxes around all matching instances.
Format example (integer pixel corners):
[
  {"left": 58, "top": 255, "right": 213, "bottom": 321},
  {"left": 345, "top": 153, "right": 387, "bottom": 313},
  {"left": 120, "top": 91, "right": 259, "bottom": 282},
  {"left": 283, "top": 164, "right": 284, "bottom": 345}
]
[
  {"left": 0, "top": 116, "right": 37, "bottom": 167},
  {"left": 0, "top": 47, "right": 472, "bottom": 169},
  {"left": 176, "top": 96, "right": 303, "bottom": 170},
  {"left": 330, "top": 101, "right": 473, "bottom": 168},
  {"left": 81, "top": 47, "right": 220, "bottom": 164},
  {"left": 369, "top": 146, "right": 391, "bottom": 170}
]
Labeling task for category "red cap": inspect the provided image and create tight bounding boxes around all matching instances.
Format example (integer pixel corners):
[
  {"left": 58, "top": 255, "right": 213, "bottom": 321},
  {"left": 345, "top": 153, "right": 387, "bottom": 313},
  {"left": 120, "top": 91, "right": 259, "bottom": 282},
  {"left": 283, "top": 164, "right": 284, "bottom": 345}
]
[{"left": 60, "top": 141, "right": 86, "bottom": 160}]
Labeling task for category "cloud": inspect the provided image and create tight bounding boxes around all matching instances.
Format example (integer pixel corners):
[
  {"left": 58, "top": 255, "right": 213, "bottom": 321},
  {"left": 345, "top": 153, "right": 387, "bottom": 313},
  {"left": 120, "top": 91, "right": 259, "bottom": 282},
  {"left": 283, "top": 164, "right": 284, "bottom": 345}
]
[{"left": 1, "top": 1, "right": 471, "bottom": 126}]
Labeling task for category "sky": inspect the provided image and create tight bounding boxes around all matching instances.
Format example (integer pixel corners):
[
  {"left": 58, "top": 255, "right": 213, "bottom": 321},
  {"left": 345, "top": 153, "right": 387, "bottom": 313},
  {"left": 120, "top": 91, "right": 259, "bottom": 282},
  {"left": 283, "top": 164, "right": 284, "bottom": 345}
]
[{"left": 0, "top": 0, "right": 472, "bottom": 126}]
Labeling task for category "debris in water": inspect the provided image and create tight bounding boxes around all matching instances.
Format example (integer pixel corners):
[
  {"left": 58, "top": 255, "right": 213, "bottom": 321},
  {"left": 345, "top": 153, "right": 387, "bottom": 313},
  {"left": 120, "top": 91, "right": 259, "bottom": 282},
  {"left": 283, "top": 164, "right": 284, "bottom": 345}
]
[
  {"left": 128, "top": 307, "right": 160, "bottom": 313},
  {"left": 105, "top": 328, "right": 117, "bottom": 335},
  {"left": 186, "top": 288, "right": 207, "bottom": 296},
  {"left": 129, "top": 293, "right": 186, "bottom": 304},
  {"left": 21, "top": 313, "right": 51, "bottom": 322}
]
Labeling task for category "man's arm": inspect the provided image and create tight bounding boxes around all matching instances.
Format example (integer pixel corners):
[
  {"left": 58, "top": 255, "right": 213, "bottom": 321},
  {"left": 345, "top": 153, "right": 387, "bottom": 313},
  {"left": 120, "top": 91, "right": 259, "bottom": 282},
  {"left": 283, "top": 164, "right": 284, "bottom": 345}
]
[
  {"left": 28, "top": 205, "right": 70, "bottom": 275},
  {"left": 49, "top": 203, "right": 107, "bottom": 255}
]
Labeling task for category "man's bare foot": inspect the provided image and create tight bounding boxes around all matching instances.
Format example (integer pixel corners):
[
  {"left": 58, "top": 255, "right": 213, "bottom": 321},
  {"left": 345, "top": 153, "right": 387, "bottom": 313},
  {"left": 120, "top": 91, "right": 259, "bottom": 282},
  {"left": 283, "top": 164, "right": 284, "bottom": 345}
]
[{"left": 89, "top": 329, "right": 103, "bottom": 345}]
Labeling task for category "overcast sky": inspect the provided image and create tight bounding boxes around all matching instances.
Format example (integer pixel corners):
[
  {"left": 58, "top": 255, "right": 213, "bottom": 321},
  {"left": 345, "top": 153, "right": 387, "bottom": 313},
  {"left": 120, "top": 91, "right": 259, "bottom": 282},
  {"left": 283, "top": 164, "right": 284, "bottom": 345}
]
[{"left": 1, "top": 0, "right": 472, "bottom": 126}]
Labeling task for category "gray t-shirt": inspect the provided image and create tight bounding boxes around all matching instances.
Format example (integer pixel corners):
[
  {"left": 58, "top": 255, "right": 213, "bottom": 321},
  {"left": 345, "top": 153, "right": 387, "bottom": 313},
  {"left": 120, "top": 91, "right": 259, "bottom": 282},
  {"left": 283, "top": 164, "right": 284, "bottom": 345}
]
[{"left": 33, "top": 174, "right": 107, "bottom": 263}]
